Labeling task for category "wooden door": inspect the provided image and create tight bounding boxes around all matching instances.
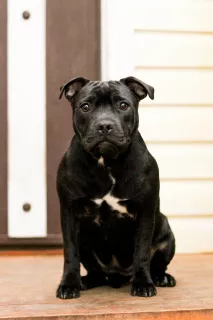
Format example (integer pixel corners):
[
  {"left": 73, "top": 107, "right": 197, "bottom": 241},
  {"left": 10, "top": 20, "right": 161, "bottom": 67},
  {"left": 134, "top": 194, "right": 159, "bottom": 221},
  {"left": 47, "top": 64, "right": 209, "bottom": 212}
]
[{"left": 0, "top": 0, "right": 100, "bottom": 245}]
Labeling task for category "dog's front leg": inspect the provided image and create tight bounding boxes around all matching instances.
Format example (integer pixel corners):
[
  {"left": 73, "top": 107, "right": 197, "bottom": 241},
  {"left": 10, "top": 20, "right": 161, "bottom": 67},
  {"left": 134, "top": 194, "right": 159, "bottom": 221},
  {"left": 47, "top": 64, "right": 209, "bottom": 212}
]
[
  {"left": 131, "top": 202, "right": 157, "bottom": 298},
  {"left": 56, "top": 204, "right": 80, "bottom": 299}
]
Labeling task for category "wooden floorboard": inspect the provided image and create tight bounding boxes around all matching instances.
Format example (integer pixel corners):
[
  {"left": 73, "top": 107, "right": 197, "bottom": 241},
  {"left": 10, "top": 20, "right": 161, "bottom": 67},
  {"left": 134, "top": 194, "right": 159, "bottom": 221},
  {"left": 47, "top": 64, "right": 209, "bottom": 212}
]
[{"left": 0, "top": 253, "right": 213, "bottom": 319}]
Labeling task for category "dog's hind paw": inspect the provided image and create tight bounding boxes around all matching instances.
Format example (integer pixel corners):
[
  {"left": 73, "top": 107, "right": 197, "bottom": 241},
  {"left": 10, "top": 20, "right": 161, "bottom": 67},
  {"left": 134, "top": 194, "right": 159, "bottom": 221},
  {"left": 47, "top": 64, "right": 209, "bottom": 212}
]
[
  {"left": 153, "top": 273, "right": 176, "bottom": 287},
  {"left": 56, "top": 284, "right": 80, "bottom": 299}
]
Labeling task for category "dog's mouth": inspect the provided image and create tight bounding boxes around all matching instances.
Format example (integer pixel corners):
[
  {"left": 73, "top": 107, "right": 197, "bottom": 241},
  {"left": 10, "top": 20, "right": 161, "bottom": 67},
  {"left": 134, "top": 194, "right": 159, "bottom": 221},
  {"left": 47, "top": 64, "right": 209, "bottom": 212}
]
[{"left": 85, "top": 135, "right": 128, "bottom": 148}]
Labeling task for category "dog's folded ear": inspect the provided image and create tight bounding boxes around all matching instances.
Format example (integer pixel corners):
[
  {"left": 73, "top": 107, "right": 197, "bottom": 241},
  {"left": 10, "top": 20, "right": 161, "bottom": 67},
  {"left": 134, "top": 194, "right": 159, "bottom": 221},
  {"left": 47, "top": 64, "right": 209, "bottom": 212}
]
[
  {"left": 59, "top": 77, "right": 90, "bottom": 101},
  {"left": 120, "top": 76, "right": 154, "bottom": 101}
]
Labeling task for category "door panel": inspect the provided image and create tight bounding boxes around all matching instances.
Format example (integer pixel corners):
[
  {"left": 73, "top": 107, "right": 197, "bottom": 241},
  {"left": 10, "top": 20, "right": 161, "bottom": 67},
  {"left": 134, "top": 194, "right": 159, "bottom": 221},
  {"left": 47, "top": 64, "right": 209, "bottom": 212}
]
[{"left": 8, "top": 0, "right": 47, "bottom": 238}]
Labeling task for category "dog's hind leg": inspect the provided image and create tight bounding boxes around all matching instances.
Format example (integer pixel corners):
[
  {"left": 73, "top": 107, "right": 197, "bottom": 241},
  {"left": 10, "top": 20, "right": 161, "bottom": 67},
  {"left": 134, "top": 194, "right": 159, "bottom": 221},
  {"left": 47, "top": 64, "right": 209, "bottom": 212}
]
[
  {"left": 80, "top": 245, "right": 107, "bottom": 290},
  {"left": 150, "top": 230, "right": 176, "bottom": 287}
]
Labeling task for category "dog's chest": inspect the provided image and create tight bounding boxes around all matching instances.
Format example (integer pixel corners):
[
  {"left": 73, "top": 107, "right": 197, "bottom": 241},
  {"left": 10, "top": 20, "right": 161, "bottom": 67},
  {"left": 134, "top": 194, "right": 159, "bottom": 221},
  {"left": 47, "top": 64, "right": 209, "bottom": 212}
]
[{"left": 91, "top": 171, "right": 134, "bottom": 220}]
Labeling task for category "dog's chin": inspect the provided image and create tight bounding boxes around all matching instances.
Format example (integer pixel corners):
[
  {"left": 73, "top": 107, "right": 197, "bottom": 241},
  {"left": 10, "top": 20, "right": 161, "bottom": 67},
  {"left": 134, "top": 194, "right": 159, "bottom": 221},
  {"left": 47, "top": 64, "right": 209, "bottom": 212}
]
[
  {"left": 95, "top": 141, "right": 119, "bottom": 159},
  {"left": 82, "top": 141, "right": 120, "bottom": 160}
]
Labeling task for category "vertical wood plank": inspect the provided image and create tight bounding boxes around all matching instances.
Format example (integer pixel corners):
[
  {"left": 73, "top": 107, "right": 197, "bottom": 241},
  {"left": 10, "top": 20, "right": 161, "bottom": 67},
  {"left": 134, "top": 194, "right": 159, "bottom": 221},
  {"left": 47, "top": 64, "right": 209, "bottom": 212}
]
[{"left": 46, "top": 0, "right": 100, "bottom": 237}]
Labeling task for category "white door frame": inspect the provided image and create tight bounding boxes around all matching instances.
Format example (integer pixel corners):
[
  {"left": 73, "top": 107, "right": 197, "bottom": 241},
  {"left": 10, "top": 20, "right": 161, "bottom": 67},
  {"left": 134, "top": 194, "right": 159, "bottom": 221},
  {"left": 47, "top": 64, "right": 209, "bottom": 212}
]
[
  {"left": 7, "top": 0, "right": 47, "bottom": 237},
  {"left": 101, "top": 0, "right": 134, "bottom": 80}
]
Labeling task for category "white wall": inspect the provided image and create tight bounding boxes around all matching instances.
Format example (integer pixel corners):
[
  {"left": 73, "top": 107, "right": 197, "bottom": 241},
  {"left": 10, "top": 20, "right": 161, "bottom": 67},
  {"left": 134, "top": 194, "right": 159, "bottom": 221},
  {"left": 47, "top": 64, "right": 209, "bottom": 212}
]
[{"left": 101, "top": 0, "right": 213, "bottom": 253}]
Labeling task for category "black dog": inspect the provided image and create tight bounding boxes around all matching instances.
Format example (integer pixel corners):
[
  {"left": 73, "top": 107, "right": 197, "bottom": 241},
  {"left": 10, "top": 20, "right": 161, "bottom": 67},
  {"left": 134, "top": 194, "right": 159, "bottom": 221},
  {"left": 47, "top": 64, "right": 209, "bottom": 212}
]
[{"left": 56, "top": 76, "right": 176, "bottom": 299}]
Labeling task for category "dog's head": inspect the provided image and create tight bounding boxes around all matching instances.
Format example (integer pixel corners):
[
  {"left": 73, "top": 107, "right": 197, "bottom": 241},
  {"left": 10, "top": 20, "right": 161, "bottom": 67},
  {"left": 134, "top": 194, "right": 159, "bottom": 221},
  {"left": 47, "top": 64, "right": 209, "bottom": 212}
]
[{"left": 59, "top": 76, "right": 154, "bottom": 160}]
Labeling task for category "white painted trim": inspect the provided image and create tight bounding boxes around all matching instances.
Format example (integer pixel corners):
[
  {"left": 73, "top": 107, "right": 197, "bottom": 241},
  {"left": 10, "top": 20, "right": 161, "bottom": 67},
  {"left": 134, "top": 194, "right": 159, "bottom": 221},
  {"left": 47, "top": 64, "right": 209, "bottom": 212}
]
[
  {"left": 7, "top": 0, "right": 47, "bottom": 237},
  {"left": 101, "top": 0, "right": 135, "bottom": 80},
  {"left": 100, "top": 0, "right": 109, "bottom": 81}
]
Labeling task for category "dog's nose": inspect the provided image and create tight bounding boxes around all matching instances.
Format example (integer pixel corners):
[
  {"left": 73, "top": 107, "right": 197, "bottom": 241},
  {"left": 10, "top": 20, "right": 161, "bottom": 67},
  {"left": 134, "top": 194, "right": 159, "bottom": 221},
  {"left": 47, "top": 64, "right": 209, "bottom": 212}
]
[{"left": 96, "top": 121, "right": 113, "bottom": 135}]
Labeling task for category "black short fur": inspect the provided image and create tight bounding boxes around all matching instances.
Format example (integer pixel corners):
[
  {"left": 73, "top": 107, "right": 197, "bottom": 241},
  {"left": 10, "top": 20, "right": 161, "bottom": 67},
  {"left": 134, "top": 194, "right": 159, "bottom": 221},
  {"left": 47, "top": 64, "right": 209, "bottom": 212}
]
[{"left": 56, "top": 76, "right": 176, "bottom": 299}]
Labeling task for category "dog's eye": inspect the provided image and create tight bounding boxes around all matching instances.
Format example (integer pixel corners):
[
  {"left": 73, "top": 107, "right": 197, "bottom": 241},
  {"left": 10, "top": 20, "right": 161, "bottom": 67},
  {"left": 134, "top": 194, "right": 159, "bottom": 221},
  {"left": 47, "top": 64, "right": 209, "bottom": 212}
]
[
  {"left": 119, "top": 102, "right": 129, "bottom": 111},
  {"left": 80, "top": 103, "right": 90, "bottom": 113}
]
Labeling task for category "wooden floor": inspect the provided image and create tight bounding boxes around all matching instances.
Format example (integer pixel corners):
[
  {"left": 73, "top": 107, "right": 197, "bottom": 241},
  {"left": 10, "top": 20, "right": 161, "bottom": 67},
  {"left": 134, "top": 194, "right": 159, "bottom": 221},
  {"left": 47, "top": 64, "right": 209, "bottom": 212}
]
[{"left": 0, "top": 252, "right": 213, "bottom": 320}]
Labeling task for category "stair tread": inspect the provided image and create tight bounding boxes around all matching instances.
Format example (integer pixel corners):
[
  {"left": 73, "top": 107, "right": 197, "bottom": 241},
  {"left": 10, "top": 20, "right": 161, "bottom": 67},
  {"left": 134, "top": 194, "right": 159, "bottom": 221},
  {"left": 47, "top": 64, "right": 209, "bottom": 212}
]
[{"left": 0, "top": 253, "right": 213, "bottom": 319}]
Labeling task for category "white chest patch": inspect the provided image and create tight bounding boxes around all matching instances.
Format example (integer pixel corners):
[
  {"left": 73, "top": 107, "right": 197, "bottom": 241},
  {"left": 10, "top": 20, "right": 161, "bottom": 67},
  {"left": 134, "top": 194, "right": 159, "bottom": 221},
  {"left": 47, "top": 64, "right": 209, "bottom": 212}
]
[
  {"left": 93, "top": 193, "right": 128, "bottom": 214},
  {"left": 98, "top": 156, "right": 104, "bottom": 166},
  {"left": 92, "top": 171, "right": 129, "bottom": 215}
]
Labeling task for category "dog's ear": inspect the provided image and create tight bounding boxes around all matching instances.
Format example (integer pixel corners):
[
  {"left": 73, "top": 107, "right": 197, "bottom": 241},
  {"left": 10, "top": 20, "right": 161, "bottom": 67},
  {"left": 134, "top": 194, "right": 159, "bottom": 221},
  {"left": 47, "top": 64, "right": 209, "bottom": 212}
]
[
  {"left": 120, "top": 76, "right": 154, "bottom": 100},
  {"left": 59, "top": 77, "right": 90, "bottom": 101}
]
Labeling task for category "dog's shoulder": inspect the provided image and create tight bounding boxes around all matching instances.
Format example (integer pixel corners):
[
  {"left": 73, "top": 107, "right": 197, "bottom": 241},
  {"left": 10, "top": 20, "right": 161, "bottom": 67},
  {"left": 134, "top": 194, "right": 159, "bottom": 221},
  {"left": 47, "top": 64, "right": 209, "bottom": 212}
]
[
  {"left": 56, "top": 137, "right": 84, "bottom": 195},
  {"left": 123, "top": 131, "right": 158, "bottom": 177}
]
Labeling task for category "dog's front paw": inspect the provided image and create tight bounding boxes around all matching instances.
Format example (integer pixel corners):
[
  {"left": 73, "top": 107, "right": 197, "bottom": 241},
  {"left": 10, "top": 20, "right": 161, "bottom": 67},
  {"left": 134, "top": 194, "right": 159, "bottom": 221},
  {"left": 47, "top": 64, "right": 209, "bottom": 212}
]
[
  {"left": 131, "top": 282, "right": 157, "bottom": 297},
  {"left": 56, "top": 284, "right": 80, "bottom": 299}
]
